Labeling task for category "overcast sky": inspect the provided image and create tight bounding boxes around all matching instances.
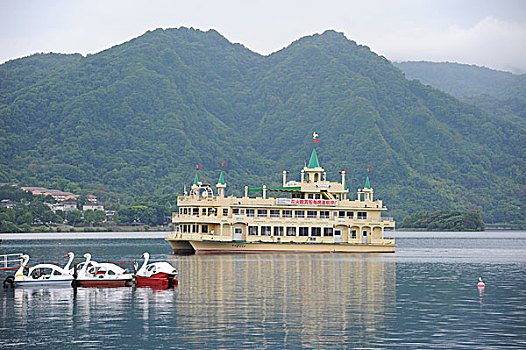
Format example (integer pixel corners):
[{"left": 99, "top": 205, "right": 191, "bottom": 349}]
[{"left": 2, "top": 0, "right": 525, "bottom": 73}]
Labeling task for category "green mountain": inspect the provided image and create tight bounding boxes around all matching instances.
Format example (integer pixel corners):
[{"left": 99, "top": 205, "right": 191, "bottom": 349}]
[
  {"left": 394, "top": 61, "right": 526, "bottom": 127},
  {"left": 394, "top": 61, "right": 526, "bottom": 100},
  {"left": 1, "top": 28, "right": 524, "bottom": 226}
]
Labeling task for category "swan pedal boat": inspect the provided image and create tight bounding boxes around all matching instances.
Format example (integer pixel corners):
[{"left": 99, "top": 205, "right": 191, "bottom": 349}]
[
  {"left": 73, "top": 253, "right": 133, "bottom": 288},
  {"left": 136, "top": 252, "right": 178, "bottom": 288},
  {"left": 13, "top": 254, "right": 74, "bottom": 287}
]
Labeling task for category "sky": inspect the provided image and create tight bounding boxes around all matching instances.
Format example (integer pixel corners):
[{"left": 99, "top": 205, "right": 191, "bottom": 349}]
[{"left": 1, "top": 0, "right": 526, "bottom": 73}]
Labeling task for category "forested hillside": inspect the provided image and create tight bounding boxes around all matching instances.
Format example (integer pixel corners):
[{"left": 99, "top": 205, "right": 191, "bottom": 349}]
[
  {"left": 395, "top": 61, "right": 526, "bottom": 127},
  {"left": 1, "top": 28, "right": 524, "bottom": 226}
]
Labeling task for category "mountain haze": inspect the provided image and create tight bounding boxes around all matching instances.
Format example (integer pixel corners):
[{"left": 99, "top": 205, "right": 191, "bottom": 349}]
[
  {"left": 395, "top": 61, "right": 526, "bottom": 127},
  {"left": 0, "top": 28, "right": 524, "bottom": 225}
]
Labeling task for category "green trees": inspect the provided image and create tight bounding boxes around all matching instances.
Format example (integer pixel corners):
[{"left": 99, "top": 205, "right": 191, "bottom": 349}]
[
  {"left": 114, "top": 205, "right": 167, "bottom": 226},
  {"left": 400, "top": 210, "right": 486, "bottom": 231},
  {"left": 83, "top": 209, "right": 106, "bottom": 225},
  {"left": 0, "top": 185, "right": 59, "bottom": 232},
  {"left": 65, "top": 210, "right": 83, "bottom": 225}
]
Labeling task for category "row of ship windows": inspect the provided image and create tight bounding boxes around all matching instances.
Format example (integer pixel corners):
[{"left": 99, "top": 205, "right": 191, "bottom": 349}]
[
  {"left": 179, "top": 207, "right": 368, "bottom": 219},
  {"left": 178, "top": 224, "right": 359, "bottom": 238},
  {"left": 248, "top": 226, "right": 340, "bottom": 237}
]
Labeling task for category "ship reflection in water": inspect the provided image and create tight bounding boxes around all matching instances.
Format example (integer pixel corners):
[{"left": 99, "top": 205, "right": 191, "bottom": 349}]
[
  {"left": 1, "top": 254, "right": 395, "bottom": 348},
  {"left": 167, "top": 254, "right": 396, "bottom": 348}
]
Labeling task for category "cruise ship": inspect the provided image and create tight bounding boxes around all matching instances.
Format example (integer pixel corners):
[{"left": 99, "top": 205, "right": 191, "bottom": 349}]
[{"left": 167, "top": 137, "right": 395, "bottom": 254}]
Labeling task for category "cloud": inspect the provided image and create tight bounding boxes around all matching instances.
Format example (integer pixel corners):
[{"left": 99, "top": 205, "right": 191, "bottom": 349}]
[{"left": 375, "top": 16, "right": 526, "bottom": 73}]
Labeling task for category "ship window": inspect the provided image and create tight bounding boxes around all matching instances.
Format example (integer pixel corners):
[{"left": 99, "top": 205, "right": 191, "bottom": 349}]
[
  {"left": 258, "top": 209, "right": 268, "bottom": 217},
  {"left": 223, "top": 208, "right": 229, "bottom": 216},
  {"left": 315, "top": 194, "right": 321, "bottom": 199},
  {"left": 307, "top": 210, "right": 317, "bottom": 218},
  {"left": 351, "top": 230, "right": 357, "bottom": 239},
  {"left": 299, "top": 227, "right": 309, "bottom": 236},
  {"left": 273, "top": 226, "right": 284, "bottom": 236},
  {"left": 339, "top": 211, "right": 345, "bottom": 217},
  {"left": 248, "top": 226, "right": 258, "bottom": 235},
  {"left": 202, "top": 225, "right": 208, "bottom": 234},
  {"left": 286, "top": 227, "right": 296, "bottom": 236},
  {"left": 232, "top": 208, "right": 239, "bottom": 215},
  {"left": 295, "top": 210, "right": 305, "bottom": 218},
  {"left": 358, "top": 212, "right": 367, "bottom": 219},
  {"left": 347, "top": 211, "right": 354, "bottom": 218},
  {"left": 270, "top": 209, "right": 280, "bottom": 218},
  {"left": 208, "top": 208, "right": 214, "bottom": 216},
  {"left": 246, "top": 209, "right": 255, "bottom": 217},
  {"left": 192, "top": 224, "right": 199, "bottom": 233},
  {"left": 282, "top": 210, "right": 292, "bottom": 218},
  {"left": 307, "top": 194, "right": 314, "bottom": 199},
  {"left": 240, "top": 209, "right": 245, "bottom": 215},
  {"left": 320, "top": 211, "right": 329, "bottom": 219},
  {"left": 202, "top": 208, "right": 207, "bottom": 215},
  {"left": 323, "top": 228, "right": 333, "bottom": 236},
  {"left": 183, "top": 208, "right": 188, "bottom": 215},
  {"left": 311, "top": 227, "right": 321, "bottom": 236},
  {"left": 261, "top": 226, "right": 271, "bottom": 236}
]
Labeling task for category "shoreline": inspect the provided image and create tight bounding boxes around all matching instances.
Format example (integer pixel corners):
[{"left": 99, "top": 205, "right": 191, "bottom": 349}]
[{"left": 0, "top": 231, "right": 168, "bottom": 240}]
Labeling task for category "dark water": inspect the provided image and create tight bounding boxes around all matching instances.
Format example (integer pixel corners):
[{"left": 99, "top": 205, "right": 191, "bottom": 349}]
[{"left": 1, "top": 231, "right": 525, "bottom": 349}]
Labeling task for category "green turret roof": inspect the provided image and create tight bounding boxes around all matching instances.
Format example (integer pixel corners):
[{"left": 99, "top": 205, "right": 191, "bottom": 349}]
[
  {"left": 307, "top": 147, "right": 320, "bottom": 168},
  {"left": 365, "top": 176, "right": 370, "bottom": 189},
  {"left": 193, "top": 172, "right": 199, "bottom": 186},
  {"left": 218, "top": 171, "right": 225, "bottom": 185}
]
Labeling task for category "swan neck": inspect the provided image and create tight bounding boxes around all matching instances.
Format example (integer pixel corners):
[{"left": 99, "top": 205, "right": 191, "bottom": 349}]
[
  {"left": 64, "top": 253, "right": 74, "bottom": 271},
  {"left": 138, "top": 253, "right": 149, "bottom": 274},
  {"left": 15, "top": 255, "right": 29, "bottom": 276}
]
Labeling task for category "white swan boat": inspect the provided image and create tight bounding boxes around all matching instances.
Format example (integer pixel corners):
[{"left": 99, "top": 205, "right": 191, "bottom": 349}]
[
  {"left": 135, "top": 252, "right": 178, "bottom": 288},
  {"left": 73, "top": 253, "right": 133, "bottom": 287},
  {"left": 12, "top": 254, "right": 74, "bottom": 287}
]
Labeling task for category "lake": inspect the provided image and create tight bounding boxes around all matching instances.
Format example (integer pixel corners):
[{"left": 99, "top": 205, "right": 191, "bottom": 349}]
[{"left": 1, "top": 231, "right": 525, "bottom": 349}]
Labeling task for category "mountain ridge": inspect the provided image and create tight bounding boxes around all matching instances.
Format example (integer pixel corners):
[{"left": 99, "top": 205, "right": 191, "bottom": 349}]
[{"left": 1, "top": 27, "right": 524, "bottom": 225}]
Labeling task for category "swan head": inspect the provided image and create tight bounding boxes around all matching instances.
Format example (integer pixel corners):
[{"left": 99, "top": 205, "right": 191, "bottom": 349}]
[
  {"left": 64, "top": 252, "right": 74, "bottom": 258},
  {"left": 83, "top": 253, "right": 91, "bottom": 259}
]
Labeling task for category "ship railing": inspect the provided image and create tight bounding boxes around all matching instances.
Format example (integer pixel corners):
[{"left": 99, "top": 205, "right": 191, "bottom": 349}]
[
  {"left": 168, "top": 232, "right": 232, "bottom": 242},
  {"left": 0, "top": 253, "right": 23, "bottom": 271}
]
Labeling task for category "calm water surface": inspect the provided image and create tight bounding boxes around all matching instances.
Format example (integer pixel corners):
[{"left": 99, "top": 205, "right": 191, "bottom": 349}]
[{"left": 1, "top": 231, "right": 525, "bottom": 349}]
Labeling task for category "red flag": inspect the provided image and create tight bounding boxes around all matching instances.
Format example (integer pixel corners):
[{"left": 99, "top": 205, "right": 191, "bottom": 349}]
[
  {"left": 221, "top": 163, "right": 228, "bottom": 166},
  {"left": 313, "top": 138, "right": 321, "bottom": 143},
  {"left": 196, "top": 164, "right": 202, "bottom": 169},
  {"left": 367, "top": 168, "right": 372, "bottom": 172},
  {"left": 343, "top": 169, "right": 349, "bottom": 173}
]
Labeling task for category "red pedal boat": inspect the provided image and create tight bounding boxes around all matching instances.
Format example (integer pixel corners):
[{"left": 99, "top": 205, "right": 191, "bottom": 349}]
[{"left": 135, "top": 252, "right": 178, "bottom": 288}]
